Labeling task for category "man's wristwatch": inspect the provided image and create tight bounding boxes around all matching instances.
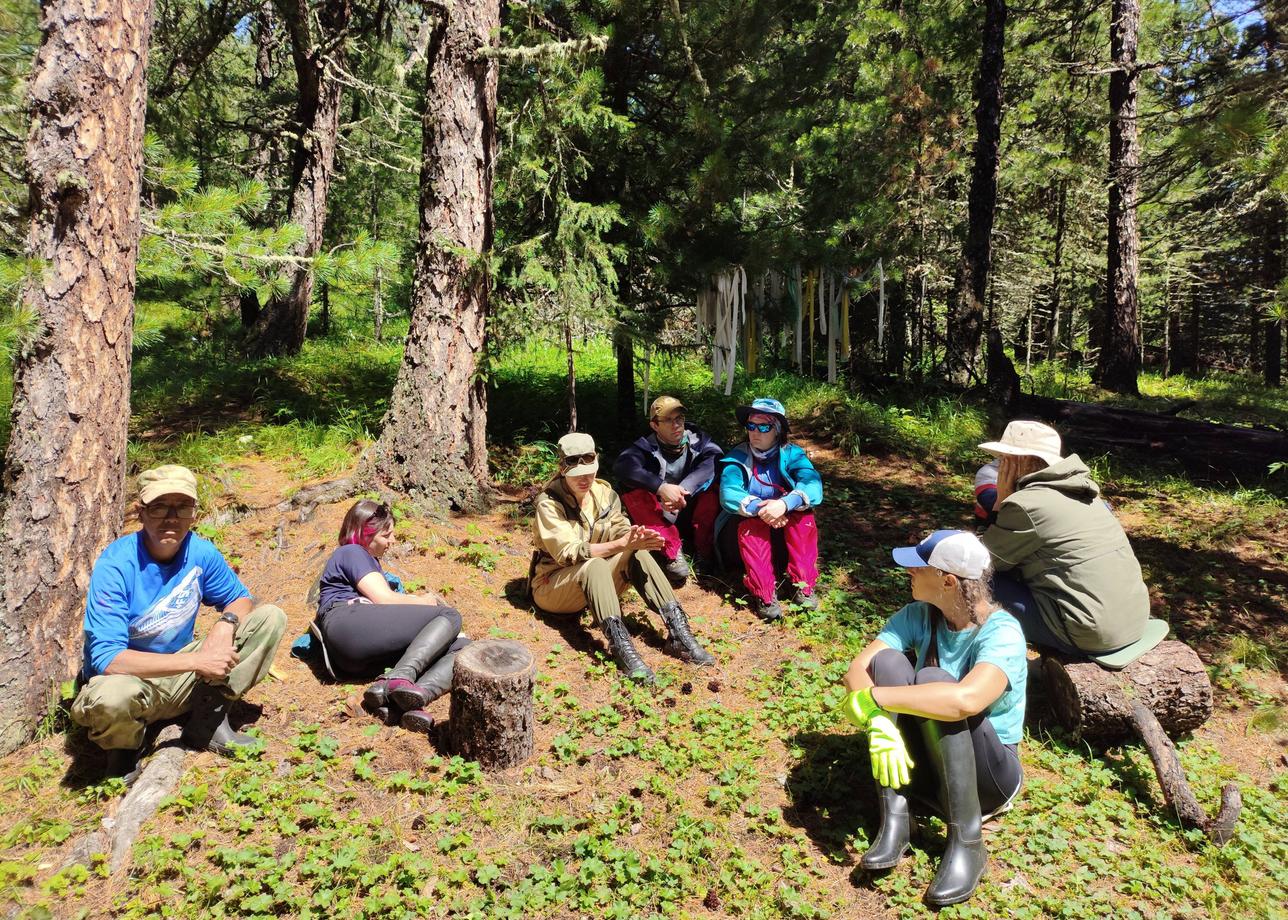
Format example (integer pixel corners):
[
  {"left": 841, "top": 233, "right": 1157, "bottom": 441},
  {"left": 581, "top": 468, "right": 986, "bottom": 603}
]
[{"left": 217, "top": 611, "right": 240, "bottom": 629}]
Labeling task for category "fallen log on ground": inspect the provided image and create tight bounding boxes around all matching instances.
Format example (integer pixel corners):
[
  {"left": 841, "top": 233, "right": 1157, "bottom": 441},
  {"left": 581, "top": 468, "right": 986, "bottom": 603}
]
[
  {"left": 1012, "top": 393, "right": 1287, "bottom": 481},
  {"left": 1043, "top": 641, "right": 1240, "bottom": 845}
]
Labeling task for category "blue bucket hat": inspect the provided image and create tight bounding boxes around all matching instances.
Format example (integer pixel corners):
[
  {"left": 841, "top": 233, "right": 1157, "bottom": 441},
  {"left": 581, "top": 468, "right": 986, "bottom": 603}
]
[{"left": 736, "top": 397, "right": 789, "bottom": 444}]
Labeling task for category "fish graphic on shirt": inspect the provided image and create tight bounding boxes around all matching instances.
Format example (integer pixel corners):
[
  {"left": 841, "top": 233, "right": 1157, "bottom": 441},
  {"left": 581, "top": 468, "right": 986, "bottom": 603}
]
[{"left": 130, "top": 567, "right": 204, "bottom": 649}]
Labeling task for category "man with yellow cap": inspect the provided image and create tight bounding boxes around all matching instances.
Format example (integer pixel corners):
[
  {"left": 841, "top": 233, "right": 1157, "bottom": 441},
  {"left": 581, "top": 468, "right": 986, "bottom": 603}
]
[{"left": 70, "top": 464, "right": 286, "bottom": 782}]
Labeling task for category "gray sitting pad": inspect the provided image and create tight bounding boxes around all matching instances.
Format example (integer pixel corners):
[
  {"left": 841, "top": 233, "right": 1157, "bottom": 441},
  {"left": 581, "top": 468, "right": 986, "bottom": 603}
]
[{"left": 1086, "top": 619, "right": 1170, "bottom": 670}]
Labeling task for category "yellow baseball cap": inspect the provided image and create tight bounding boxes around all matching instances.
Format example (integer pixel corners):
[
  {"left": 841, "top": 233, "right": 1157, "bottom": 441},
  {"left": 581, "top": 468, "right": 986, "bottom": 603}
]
[
  {"left": 137, "top": 464, "right": 198, "bottom": 504},
  {"left": 649, "top": 395, "right": 685, "bottom": 420}
]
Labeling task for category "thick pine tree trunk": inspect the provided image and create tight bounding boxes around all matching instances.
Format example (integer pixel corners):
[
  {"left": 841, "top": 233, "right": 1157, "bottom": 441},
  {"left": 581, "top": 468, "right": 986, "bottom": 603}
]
[
  {"left": 367, "top": 0, "right": 499, "bottom": 511},
  {"left": 248, "top": 0, "right": 350, "bottom": 356},
  {"left": 946, "top": 0, "right": 1007, "bottom": 386},
  {"left": 1097, "top": 0, "right": 1143, "bottom": 395},
  {"left": 1263, "top": 200, "right": 1284, "bottom": 387},
  {"left": 614, "top": 325, "right": 635, "bottom": 431},
  {"left": 0, "top": 0, "right": 154, "bottom": 754}
]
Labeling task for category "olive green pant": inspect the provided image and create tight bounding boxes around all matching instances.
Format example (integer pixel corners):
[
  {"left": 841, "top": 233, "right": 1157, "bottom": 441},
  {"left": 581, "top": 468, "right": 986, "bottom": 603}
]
[
  {"left": 533, "top": 551, "right": 675, "bottom": 624},
  {"left": 71, "top": 604, "right": 287, "bottom": 751}
]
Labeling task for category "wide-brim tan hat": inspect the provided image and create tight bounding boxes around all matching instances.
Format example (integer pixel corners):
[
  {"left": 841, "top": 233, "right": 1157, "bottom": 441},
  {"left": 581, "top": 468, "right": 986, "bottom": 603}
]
[
  {"left": 557, "top": 432, "right": 599, "bottom": 477},
  {"left": 138, "top": 464, "right": 199, "bottom": 504},
  {"left": 978, "top": 420, "right": 1063, "bottom": 467}
]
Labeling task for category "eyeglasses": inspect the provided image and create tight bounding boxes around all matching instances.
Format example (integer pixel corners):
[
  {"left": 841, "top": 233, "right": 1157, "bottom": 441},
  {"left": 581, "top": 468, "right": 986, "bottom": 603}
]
[
  {"left": 562, "top": 452, "right": 597, "bottom": 468},
  {"left": 654, "top": 414, "right": 686, "bottom": 426},
  {"left": 745, "top": 422, "right": 776, "bottom": 433},
  {"left": 142, "top": 502, "right": 197, "bottom": 520}
]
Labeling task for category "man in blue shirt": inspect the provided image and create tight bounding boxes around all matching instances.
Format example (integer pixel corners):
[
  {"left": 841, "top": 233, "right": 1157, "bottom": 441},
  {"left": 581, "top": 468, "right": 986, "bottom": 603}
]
[{"left": 70, "top": 464, "right": 286, "bottom": 781}]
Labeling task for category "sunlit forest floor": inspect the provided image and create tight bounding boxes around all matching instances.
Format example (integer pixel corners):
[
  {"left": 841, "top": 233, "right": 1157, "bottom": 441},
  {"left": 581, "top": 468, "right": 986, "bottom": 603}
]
[{"left": 1, "top": 303, "right": 1285, "bottom": 918}]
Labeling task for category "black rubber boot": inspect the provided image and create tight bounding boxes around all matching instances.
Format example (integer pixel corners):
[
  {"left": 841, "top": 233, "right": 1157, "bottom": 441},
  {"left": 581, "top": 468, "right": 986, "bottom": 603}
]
[
  {"left": 921, "top": 720, "right": 987, "bottom": 906},
  {"left": 105, "top": 747, "right": 143, "bottom": 786},
  {"left": 385, "top": 618, "right": 459, "bottom": 710},
  {"left": 182, "top": 683, "right": 256, "bottom": 757},
  {"left": 601, "top": 616, "right": 655, "bottom": 684},
  {"left": 401, "top": 646, "right": 460, "bottom": 708},
  {"left": 399, "top": 709, "right": 435, "bottom": 734},
  {"left": 657, "top": 602, "right": 716, "bottom": 666},
  {"left": 861, "top": 785, "right": 912, "bottom": 870}
]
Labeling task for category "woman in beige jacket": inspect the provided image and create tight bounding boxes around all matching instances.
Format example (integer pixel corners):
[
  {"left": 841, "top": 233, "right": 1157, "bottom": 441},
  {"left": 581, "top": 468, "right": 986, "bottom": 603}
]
[{"left": 530, "top": 432, "right": 716, "bottom": 683}]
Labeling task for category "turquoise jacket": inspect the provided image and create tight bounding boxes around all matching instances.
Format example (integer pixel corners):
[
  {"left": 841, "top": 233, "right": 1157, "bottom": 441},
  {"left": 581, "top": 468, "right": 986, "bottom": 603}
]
[{"left": 713, "top": 443, "right": 823, "bottom": 559}]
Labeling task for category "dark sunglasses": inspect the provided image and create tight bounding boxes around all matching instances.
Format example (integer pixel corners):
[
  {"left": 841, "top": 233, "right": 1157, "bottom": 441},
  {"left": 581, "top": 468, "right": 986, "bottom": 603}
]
[
  {"left": 143, "top": 502, "right": 197, "bottom": 520},
  {"left": 744, "top": 422, "right": 776, "bottom": 433},
  {"left": 562, "top": 452, "right": 597, "bottom": 467}
]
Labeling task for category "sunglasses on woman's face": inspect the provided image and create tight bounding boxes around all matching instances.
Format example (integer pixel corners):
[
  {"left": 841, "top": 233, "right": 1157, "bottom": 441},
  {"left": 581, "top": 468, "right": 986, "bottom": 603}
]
[
  {"left": 562, "top": 452, "right": 597, "bottom": 467},
  {"left": 744, "top": 422, "right": 776, "bottom": 433}
]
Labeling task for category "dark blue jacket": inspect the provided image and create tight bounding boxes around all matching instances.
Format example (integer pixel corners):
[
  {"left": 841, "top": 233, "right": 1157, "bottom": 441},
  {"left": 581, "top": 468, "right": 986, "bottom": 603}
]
[{"left": 613, "top": 424, "right": 724, "bottom": 496}]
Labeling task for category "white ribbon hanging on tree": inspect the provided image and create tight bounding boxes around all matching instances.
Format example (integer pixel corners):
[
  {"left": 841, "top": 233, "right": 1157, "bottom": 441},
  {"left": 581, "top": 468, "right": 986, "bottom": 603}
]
[{"left": 711, "top": 265, "right": 746, "bottom": 395}]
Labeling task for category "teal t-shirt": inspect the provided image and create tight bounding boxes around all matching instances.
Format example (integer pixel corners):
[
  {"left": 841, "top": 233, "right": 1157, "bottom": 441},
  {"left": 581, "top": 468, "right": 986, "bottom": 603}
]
[{"left": 875, "top": 601, "right": 1028, "bottom": 745}]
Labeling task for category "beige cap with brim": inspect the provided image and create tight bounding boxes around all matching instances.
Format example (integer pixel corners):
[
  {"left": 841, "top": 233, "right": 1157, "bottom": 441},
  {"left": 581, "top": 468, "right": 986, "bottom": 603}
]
[
  {"left": 978, "top": 420, "right": 1064, "bottom": 468},
  {"left": 557, "top": 432, "right": 599, "bottom": 477},
  {"left": 138, "top": 464, "right": 198, "bottom": 504}
]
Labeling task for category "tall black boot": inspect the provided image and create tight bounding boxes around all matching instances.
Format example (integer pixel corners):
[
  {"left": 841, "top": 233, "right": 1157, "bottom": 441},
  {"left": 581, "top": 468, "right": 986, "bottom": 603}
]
[
  {"left": 601, "top": 616, "right": 655, "bottom": 684},
  {"left": 182, "top": 683, "right": 256, "bottom": 757},
  {"left": 657, "top": 601, "right": 715, "bottom": 666},
  {"left": 386, "top": 618, "right": 459, "bottom": 710},
  {"left": 921, "top": 720, "right": 987, "bottom": 906},
  {"left": 410, "top": 644, "right": 462, "bottom": 705},
  {"left": 861, "top": 785, "right": 912, "bottom": 870}
]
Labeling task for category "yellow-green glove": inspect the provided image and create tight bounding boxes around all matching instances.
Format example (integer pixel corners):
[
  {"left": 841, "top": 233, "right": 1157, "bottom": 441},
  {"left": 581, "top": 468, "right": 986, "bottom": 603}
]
[
  {"left": 867, "top": 713, "right": 914, "bottom": 789},
  {"left": 841, "top": 688, "right": 883, "bottom": 729}
]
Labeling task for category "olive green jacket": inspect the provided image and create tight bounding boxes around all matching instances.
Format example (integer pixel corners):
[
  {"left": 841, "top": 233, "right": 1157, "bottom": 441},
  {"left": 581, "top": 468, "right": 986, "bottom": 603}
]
[
  {"left": 982, "top": 455, "right": 1149, "bottom": 652},
  {"left": 530, "top": 478, "right": 631, "bottom": 587}
]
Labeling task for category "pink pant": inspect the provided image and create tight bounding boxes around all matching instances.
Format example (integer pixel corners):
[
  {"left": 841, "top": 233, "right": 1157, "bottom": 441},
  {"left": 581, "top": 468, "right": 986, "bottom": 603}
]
[
  {"left": 621, "top": 488, "right": 719, "bottom": 562},
  {"left": 736, "top": 511, "right": 819, "bottom": 603}
]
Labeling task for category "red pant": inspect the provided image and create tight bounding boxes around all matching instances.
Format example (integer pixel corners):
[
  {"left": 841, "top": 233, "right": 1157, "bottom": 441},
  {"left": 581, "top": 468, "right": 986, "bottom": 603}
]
[
  {"left": 621, "top": 488, "right": 718, "bottom": 562},
  {"left": 735, "top": 511, "right": 819, "bottom": 603}
]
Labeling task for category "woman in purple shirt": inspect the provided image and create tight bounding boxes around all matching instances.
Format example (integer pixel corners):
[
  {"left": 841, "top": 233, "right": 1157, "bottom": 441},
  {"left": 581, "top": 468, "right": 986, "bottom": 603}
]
[{"left": 316, "top": 500, "right": 468, "bottom": 731}]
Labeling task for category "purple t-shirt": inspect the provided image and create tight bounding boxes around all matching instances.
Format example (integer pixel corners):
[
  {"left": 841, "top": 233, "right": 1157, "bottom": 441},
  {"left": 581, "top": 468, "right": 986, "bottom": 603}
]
[{"left": 317, "top": 544, "right": 381, "bottom": 613}]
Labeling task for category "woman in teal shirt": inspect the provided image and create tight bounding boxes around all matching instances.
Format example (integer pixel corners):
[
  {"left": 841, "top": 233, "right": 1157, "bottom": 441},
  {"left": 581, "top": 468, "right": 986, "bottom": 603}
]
[{"left": 841, "top": 529, "right": 1027, "bottom": 907}]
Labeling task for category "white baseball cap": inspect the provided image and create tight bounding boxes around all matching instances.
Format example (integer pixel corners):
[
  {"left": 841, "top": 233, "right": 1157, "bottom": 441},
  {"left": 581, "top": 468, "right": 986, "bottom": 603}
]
[
  {"left": 978, "top": 420, "right": 1063, "bottom": 467},
  {"left": 891, "top": 529, "right": 991, "bottom": 580}
]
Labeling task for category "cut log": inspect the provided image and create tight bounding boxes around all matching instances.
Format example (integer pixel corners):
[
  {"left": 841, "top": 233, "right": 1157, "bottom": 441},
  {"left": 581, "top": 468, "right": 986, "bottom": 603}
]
[
  {"left": 1044, "top": 640, "right": 1212, "bottom": 744},
  {"left": 448, "top": 639, "right": 536, "bottom": 771},
  {"left": 1013, "top": 393, "right": 1288, "bottom": 481}
]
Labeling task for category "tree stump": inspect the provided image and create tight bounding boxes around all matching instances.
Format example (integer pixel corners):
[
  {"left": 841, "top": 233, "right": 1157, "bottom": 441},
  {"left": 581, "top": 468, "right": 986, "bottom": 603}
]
[
  {"left": 1044, "top": 640, "right": 1212, "bottom": 744},
  {"left": 448, "top": 639, "right": 535, "bottom": 771},
  {"left": 1043, "top": 640, "right": 1239, "bottom": 845}
]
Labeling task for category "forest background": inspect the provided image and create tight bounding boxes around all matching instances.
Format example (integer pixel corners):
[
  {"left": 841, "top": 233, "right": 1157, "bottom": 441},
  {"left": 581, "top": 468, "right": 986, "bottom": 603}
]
[{"left": 0, "top": 0, "right": 1285, "bottom": 917}]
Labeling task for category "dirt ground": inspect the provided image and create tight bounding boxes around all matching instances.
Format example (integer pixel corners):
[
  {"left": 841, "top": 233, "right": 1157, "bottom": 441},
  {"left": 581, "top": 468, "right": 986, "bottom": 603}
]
[{"left": 3, "top": 431, "right": 1286, "bottom": 917}]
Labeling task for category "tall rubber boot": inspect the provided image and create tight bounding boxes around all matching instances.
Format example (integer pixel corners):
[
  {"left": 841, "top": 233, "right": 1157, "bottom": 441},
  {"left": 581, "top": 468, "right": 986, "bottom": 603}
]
[
  {"left": 921, "top": 720, "right": 987, "bottom": 906},
  {"left": 601, "top": 616, "right": 655, "bottom": 684},
  {"left": 657, "top": 601, "right": 715, "bottom": 666},
  {"left": 385, "top": 618, "right": 459, "bottom": 710},
  {"left": 181, "top": 683, "right": 257, "bottom": 757},
  {"left": 861, "top": 785, "right": 912, "bottom": 870}
]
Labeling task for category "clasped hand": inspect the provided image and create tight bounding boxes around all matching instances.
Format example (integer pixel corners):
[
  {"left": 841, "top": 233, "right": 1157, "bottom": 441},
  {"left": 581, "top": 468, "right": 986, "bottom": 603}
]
[
  {"left": 756, "top": 498, "right": 789, "bottom": 528},
  {"left": 625, "top": 524, "right": 666, "bottom": 552},
  {"left": 657, "top": 483, "right": 689, "bottom": 512},
  {"left": 192, "top": 629, "right": 239, "bottom": 680}
]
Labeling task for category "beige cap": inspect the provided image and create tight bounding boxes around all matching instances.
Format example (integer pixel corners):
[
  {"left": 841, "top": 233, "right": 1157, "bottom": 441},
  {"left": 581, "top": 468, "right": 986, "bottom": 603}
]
[
  {"left": 978, "top": 420, "right": 1063, "bottom": 467},
  {"left": 649, "top": 395, "right": 686, "bottom": 421},
  {"left": 138, "top": 464, "right": 198, "bottom": 504},
  {"left": 557, "top": 432, "right": 599, "bottom": 477}
]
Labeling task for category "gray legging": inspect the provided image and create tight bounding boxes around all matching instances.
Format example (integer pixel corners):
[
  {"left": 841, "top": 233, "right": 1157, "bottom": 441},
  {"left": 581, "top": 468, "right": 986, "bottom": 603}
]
[
  {"left": 318, "top": 602, "right": 468, "bottom": 676},
  {"left": 868, "top": 648, "right": 1022, "bottom": 817}
]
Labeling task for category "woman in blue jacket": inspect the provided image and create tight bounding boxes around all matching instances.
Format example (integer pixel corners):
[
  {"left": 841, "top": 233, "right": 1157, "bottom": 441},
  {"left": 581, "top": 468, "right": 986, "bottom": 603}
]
[{"left": 716, "top": 398, "right": 823, "bottom": 620}]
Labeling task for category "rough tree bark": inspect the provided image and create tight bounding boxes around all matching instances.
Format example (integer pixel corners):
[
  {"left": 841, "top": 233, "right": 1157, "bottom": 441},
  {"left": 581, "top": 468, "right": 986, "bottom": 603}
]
[
  {"left": 946, "top": 0, "right": 1007, "bottom": 386},
  {"left": 247, "top": 0, "right": 351, "bottom": 356},
  {"left": 1097, "top": 0, "right": 1143, "bottom": 395},
  {"left": 366, "top": 0, "right": 499, "bottom": 511},
  {"left": 0, "top": 0, "right": 155, "bottom": 754}
]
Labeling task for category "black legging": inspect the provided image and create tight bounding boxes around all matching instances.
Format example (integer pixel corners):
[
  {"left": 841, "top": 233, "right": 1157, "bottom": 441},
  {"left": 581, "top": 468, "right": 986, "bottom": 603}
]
[
  {"left": 869, "top": 648, "right": 1022, "bottom": 817},
  {"left": 318, "top": 602, "right": 468, "bottom": 676}
]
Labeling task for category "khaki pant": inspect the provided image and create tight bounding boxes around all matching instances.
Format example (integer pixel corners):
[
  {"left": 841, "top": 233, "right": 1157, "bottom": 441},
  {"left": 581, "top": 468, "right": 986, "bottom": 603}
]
[
  {"left": 533, "top": 551, "right": 674, "bottom": 623},
  {"left": 71, "top": 604, "right": 287, "bottom": 751}
]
